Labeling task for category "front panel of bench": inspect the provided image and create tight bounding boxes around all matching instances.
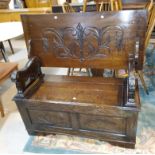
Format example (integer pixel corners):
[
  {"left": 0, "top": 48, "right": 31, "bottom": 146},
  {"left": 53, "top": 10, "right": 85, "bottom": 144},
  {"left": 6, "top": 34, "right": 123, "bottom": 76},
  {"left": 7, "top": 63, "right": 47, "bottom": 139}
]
[
  {"left": 21, "top": 11, "right": 147, "bottom": 70},
  {"left": 16, "top": 99, "right": 138, "bottom": 148}
]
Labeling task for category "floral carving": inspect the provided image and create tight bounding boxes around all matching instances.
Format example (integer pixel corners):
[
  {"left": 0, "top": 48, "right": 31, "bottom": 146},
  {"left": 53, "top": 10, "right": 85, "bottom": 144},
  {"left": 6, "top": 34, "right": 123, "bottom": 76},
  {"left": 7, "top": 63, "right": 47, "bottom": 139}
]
[{"left": 42, "top": 23, "right": 124, "bottom": 61}]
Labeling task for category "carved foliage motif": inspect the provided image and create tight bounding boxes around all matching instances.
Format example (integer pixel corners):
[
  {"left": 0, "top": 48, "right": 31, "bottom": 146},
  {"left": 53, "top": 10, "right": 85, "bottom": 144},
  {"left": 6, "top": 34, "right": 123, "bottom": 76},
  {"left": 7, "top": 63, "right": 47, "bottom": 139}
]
[{"left": 42, "top": 23, "right": 124, "bottom": 61}]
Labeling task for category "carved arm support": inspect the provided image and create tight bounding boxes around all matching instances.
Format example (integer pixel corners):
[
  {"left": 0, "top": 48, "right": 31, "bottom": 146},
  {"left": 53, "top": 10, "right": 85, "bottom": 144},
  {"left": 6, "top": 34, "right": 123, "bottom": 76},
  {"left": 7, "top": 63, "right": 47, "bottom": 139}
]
[
  {"left": 125, "top": 54, "right": 136, "bottom": 107},
  {"left": 11, "top": 56, "right": 44, "bottom": 98}
]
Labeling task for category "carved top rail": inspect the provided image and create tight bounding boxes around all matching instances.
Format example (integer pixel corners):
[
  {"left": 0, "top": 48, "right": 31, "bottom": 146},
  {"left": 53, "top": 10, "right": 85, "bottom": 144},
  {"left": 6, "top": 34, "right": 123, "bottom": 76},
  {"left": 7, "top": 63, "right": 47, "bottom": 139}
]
[{"left": 21, "top": 11, "right": 147, "bottom": 70}]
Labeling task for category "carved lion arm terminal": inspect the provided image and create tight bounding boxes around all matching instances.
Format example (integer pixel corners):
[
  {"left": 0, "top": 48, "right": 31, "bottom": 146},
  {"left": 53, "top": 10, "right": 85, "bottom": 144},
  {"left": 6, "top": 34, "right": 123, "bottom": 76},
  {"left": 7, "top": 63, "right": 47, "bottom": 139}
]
[{"left": 11, "top": 56, "right": 44, "bottom": 99}]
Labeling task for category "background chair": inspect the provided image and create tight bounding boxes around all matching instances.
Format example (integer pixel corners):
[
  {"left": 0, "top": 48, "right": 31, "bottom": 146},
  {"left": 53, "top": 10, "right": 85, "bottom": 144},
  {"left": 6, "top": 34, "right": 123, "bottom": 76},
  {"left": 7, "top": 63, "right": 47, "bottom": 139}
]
[
  {"left": 145, "top": 0, "right": 153, "bottom": 13},
  {"left": 88, "top": 0, "right": 122, "bottom": 12},
  {"left": 110, "top": 0, "right": 122, "bottom": 11},
  {"left": 0, "top": 62, "right": 18, "bottom": 117},
  {"left": 95, "top": 0, "right": 112, "bottom": 11},
  {"left": 83, "top": 0, "right": 107, "bottom": 12},
  {"left": 62, "top": 2, "right": 75, "bottom": 13},
  {"left": 99, "top": 0, "right": 122, "bottom": 12},
  {"left": 83, "top": 0, "right": 87, "bottom": 12},
  {"left": 99, "top": 0, "right": 111, "bottom": 12},
  {"left": 145, "top": 0, "right": 153, "bottom": 25}
]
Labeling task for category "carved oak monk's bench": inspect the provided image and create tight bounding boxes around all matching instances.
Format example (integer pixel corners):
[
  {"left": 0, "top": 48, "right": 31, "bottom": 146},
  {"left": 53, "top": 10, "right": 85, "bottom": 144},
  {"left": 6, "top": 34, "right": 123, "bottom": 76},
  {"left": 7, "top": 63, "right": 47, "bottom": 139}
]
[{"left": 11, "top": 11, "right": 147, "bottom": 148}]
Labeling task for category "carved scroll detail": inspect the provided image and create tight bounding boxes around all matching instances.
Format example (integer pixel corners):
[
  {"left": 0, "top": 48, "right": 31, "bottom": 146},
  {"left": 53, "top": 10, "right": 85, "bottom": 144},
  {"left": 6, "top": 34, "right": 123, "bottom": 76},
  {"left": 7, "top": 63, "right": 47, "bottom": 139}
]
[
  {"left": 125, "top": 54, "right": 136, "bottom": 107},
  {"left": 42, "top": 23, "right": 124, "bottom": 61}
]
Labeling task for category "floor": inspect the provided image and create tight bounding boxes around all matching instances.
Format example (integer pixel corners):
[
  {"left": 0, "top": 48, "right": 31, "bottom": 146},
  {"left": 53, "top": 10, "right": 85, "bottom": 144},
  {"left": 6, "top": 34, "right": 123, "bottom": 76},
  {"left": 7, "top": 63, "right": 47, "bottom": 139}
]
[
  {"left": 0, "top": 37, "right": 27, "bottom": 120},
  {"left": 0, "top": 37, "right": 29, "bottom": 154},
  {"left": 0, "top": 37, "right": 71, "bottom": 154}
]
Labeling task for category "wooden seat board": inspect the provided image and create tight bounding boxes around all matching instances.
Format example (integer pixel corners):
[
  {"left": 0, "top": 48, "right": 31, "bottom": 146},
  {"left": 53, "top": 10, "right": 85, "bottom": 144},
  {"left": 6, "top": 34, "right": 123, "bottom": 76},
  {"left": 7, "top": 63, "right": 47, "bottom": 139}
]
[{"left": 31, "top": 75, "right": 125, "bottom": 106}]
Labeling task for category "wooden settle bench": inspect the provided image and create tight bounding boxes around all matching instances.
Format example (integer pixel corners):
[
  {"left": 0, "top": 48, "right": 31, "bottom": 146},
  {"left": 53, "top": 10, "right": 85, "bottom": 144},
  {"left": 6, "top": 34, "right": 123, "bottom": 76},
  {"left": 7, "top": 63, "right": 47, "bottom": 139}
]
[{"left": 11, "top": 11, "right": 147, "bottom": 148}]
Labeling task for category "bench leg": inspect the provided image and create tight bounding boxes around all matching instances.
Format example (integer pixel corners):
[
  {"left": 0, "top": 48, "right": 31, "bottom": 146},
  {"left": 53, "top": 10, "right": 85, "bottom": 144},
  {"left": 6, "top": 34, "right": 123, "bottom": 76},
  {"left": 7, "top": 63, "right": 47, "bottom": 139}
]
[
  {"left": 0, "top": 97, "right": 4, "bottom": 117},
  {"left": 8, "top": 40, "right": 15, "bottom": 54}
]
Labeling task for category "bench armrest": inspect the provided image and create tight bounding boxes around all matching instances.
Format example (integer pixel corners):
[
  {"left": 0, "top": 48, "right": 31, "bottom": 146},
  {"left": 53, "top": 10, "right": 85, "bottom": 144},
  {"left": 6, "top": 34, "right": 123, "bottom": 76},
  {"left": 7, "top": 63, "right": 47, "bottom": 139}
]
[
  {"left": 125, "top": 54, "right": 138, "bottom": 107},
  {"left": 11, "top": 56, "right": 44, "bottom": 98}
]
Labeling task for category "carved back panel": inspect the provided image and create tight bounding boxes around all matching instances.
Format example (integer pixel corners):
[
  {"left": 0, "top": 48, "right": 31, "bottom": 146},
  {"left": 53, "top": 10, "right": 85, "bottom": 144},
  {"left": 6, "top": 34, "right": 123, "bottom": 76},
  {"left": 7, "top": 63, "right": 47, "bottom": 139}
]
[{"left": 21, "top": 11, "right": 147, "bottom": 70}]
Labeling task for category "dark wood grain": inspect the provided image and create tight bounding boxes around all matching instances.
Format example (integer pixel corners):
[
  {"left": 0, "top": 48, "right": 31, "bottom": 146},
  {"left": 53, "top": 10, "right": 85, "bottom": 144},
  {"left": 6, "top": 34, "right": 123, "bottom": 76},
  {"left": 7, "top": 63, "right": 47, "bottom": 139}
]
[
  {"left": 21, "top": 11, "right": 147, "bottom": 70},
  {"left": 12, "top": 11, "right": 147, "bottom": 149},
  {"left": 11, "top": 56, "right": 44, "bottom": 98}
]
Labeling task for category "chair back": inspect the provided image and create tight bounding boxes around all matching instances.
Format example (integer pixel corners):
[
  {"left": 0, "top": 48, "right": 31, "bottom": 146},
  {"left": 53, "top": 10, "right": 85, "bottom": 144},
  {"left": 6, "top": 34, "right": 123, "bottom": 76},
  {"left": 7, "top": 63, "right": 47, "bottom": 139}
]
[
  {"left": 62, "top": 2, "right": 75, "bottom": 13},
  {"left": 145, "top": 5, "right": 155, "bottom": 49},
  {"left": 83, "top": 0, "right": 87, "bottom": 12},
  {"left": 110, "top": 0, "right": 122, "bottom": 11},
  {"left": 25, "top": 0, "right": 52, "bottom": 8},
  {"left": 145, "top": 0, "right": 154, "bottom": 25},
  {"left": 145, "top": 0, "right": 153, "bottom": 12},
  {"left": 99, "top": 0, "right": 122, "bottom": 12},
  {"left": 84, "top": 0, "right": 111, "bottom": 12},
  {"left": 21, "top": 11, "right": 147, "bottom": 70},
  {"left": 99, "top": 0, "right": 111, "bottom": 12}
]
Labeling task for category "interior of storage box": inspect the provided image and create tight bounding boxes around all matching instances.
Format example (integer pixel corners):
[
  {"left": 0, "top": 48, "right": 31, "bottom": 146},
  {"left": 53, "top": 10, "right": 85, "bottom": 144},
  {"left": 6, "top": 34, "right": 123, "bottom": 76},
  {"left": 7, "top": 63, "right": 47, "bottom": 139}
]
[{"left": 30, "top": 75, "right": 127, "bottom": 107}]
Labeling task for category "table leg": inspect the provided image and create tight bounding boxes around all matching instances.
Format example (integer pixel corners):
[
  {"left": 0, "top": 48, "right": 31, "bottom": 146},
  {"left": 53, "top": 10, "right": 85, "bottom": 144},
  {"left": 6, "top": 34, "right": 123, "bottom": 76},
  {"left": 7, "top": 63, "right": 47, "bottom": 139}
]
[
  {"left": 67, "top": 68, "right": 71, "bottom": 76},
  {"left": 8, "top": 40, "right": 15, "bottom": 54},
  {"left": 0, "top": 96, "right": 4, "bottom": 117},
  {"left": 0, "top": 42, "right": 9, "bottom": 62}
]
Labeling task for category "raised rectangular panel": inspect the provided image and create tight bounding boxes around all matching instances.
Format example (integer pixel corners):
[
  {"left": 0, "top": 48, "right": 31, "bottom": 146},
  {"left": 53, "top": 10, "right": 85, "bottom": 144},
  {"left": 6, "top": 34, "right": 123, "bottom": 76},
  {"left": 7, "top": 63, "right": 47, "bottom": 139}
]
[
  {"left": 28, "top": 110, "right": 71, "bottom": 128},
  {"left": 79, "top": 114, "right": 126, "bottom": 135}
]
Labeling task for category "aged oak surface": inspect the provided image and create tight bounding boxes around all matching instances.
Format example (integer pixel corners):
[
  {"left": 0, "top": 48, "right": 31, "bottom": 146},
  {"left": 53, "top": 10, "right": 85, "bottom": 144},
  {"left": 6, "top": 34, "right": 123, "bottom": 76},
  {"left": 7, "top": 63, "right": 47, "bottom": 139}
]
[
  {"left": 12, "top": 11, "right": 147, "bottom": 148},
  {"left": 22, "top": 11, "right": 146, "bottom": 70}
]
